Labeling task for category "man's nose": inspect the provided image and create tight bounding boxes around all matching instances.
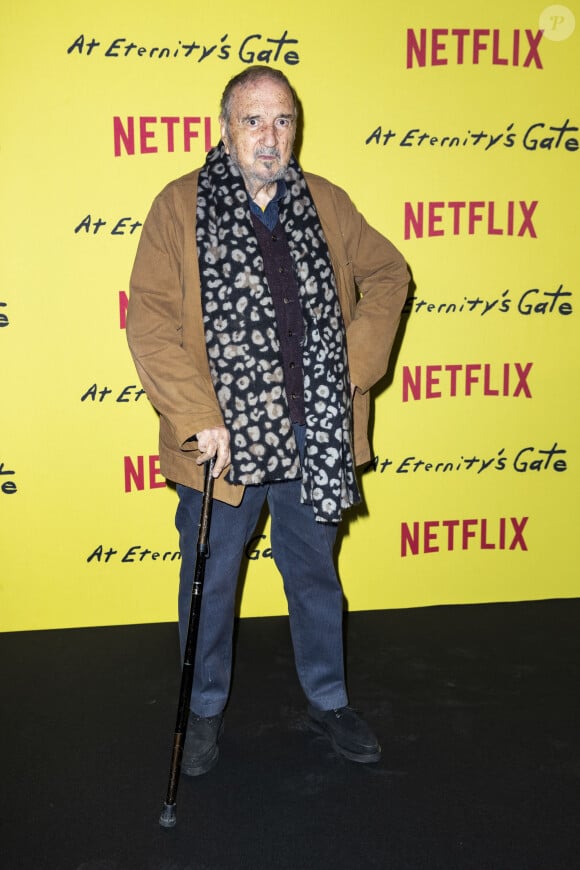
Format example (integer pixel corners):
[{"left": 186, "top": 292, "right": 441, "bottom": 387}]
[{"left": 260, "top": 122, "right": 277, "bottom": 146}]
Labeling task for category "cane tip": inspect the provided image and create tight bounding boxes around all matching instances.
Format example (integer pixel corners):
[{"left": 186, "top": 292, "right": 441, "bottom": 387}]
[{"left": 159, "top": 802, "right": 177, "bottom": 828}]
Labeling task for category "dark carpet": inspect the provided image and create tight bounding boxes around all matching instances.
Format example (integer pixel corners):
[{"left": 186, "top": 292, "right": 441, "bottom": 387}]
[{"left": 1, "top": 600, "right": 579, "bottom": 870}]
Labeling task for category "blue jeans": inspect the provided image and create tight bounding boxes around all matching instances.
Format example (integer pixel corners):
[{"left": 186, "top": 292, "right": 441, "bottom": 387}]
[{"left": 175, "top": 425, "right": 348, "bottom": 717}]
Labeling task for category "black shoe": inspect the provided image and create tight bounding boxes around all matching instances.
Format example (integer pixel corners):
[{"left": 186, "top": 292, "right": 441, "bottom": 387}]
[
  {"left": 307, "top": 705, "right": 381, "bottom": 763},
  {"left": 182, "top": 712, "right": 224, "bottom": 776}
]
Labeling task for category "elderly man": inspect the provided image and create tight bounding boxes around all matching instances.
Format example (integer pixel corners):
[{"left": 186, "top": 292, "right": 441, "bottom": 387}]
[{"left": 127, "top": 65, "right": 409, "bottom": 774}]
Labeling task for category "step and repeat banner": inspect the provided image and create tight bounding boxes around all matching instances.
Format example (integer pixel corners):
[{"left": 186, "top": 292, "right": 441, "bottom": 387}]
[{"left": 1, "top": 1, "right": 578, "bottom": 631}]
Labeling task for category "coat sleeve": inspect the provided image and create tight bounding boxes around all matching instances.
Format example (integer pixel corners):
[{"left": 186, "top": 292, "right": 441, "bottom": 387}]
[
  {"left": 332, "top": 184, "right": 410, "bottom": 395},
  {"left": 126, "top": 187, "right": 224, "bottom": 451}
]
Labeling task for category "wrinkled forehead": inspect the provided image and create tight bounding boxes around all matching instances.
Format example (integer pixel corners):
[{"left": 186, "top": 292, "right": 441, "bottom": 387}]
[{"left": 228, "top": 78, "right": 297, "bottom": 119}]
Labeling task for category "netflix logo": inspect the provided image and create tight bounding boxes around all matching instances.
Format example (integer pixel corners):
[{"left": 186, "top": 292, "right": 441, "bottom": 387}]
[
  {"left": 401, "top": 516, "right": 529, "bottom": 556},
  {"left": 114, "top": 115, "right": 215, "bottom": 156},
  {"left": 402, "top": 362, "right": 533, "bottom": 402},
  {"left": 404, "top": 200, "right": 538, "bottom": 240},
  {"left": 406, "top": 28, "right": 544, "bottom": 69},
  {"left": 124, "top": 455, "right": 166, "bottom": 492}
]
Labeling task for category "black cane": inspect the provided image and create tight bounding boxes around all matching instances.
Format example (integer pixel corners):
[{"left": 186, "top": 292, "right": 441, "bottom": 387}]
[{"left": 159, "top": 457, "right": 215, "bottom": 829}]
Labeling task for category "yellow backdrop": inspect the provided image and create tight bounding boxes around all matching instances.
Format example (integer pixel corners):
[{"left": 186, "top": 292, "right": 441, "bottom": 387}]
[{"left": 1, "top": 0, "right": 578, "bottom": 631}]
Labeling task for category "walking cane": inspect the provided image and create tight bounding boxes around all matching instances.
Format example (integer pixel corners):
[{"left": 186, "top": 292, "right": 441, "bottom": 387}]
[{"left": 159, "top": 456, "right": 215, "bottom": 829}]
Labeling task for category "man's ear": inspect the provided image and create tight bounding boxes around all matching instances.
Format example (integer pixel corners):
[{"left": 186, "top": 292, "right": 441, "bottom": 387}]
[{"left": 219, "top": 117, "right": 229, "bottom": 154}]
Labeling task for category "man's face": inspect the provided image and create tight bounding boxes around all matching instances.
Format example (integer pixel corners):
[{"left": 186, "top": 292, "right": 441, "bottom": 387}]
[{"left": 220, "top": 77, "right": 296, "bottom": 196}]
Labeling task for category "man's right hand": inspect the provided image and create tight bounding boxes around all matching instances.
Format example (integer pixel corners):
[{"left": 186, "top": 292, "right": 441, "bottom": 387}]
[{"left": 195, "top": 426, "right": 231, "bottom": 478}]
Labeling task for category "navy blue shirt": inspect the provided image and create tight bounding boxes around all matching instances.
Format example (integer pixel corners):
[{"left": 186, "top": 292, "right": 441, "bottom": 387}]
[{"left": 248, "top": 180, "right": 287, "bottom": 230}]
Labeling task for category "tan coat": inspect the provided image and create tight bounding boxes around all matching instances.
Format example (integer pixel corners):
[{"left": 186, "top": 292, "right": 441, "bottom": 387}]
[{"left": 127, "top": 168, "right": 409, "bottom": 505}]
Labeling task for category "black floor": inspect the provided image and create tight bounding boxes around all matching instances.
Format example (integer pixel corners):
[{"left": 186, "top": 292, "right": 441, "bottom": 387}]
[{"left": 1, "top": 600, "right": 579, "bottom": 870}]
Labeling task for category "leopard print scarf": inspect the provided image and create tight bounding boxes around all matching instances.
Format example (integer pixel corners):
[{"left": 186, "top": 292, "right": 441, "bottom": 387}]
[{"left": 196, "top": 143, "right": 360, "bottom": 522}]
